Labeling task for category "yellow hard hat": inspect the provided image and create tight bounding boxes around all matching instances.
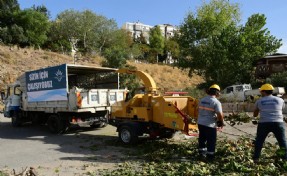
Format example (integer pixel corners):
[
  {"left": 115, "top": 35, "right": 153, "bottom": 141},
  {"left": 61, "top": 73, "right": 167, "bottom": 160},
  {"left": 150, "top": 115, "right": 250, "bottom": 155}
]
[
  {"left": 209, "top": 84, "right": 220, "bottom": 91},
  {"left": 259, "top": 83, "right": 274, "bottom": 91}
]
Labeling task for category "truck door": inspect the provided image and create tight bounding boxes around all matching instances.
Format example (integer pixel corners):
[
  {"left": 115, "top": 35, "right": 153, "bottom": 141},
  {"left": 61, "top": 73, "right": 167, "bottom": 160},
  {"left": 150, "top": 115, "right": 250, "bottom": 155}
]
[
  {"left": 234, "top": 85, "right": 245, "bottom": 101},
  {"left": 222, "top": 86, "right": 234, "bottom": 101},
  {"left": 2, "top": 85, "right": 21, "bottom": 117}
]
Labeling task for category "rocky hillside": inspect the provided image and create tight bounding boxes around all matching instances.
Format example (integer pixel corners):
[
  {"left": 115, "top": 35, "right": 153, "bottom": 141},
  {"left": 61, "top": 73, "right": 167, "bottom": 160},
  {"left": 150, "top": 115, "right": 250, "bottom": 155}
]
[{"left": 0, "top": 45, "right": 203, "bottom": 92}]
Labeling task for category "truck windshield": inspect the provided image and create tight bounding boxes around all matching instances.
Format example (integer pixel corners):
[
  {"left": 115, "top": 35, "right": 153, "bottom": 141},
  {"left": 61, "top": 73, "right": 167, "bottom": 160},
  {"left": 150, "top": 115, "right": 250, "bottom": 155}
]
[
  {"left": 226, "top": 87, "right": 233, "bottom": 93},
  {"left": 235, "top": 86, "right": 243, "bottom": 92},
  {"left": 244, "top": 85, "right": 251, "bottom": 89}
]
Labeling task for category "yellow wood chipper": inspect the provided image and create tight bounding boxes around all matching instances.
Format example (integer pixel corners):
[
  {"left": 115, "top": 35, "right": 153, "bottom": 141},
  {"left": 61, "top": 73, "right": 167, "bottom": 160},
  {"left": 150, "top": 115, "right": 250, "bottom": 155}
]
[{"left": 109, "top": 69, "right": 199, "bottom": 144}]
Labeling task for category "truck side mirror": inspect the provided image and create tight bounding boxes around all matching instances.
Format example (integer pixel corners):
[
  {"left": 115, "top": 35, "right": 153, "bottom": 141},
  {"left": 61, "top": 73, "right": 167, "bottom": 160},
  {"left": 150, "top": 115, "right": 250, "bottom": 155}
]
[
  {"left": 125, "top": 92, "right": 131, "bottom": 102},
  {"left": 0, "top": 91, "right": 5, "bottom": 100}
]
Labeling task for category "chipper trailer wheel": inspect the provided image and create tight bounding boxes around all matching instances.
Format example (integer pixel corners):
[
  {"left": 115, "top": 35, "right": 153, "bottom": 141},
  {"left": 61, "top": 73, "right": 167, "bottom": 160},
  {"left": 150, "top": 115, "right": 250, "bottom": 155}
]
[{"left": 118, "top": 125, "right": 138, "bottom": 144}]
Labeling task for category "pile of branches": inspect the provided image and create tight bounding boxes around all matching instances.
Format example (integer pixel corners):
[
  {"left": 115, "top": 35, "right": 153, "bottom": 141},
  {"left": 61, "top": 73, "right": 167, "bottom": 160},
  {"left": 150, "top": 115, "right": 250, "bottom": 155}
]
[
  {"left": 98, "top": 137, "right": 287, "bottom": 175},
  {"left": 224, "top": 112, "right": 253, "bottom": 126},
  {"left": 0, "top": 167, "right": 37, "bottom": 176}
]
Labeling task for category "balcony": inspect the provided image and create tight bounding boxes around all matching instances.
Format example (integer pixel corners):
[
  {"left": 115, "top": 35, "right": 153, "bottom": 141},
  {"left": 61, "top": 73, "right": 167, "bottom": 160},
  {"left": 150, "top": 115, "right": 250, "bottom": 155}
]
[{"left": 255, "top": 63, "right": 287, "bottom": 78}]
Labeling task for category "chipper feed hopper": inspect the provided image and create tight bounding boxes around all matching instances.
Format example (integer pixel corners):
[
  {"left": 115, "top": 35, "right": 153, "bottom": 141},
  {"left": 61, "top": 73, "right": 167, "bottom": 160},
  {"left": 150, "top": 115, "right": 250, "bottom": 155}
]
[{"left": 109, "top": 69, "right": 199, "bottom": 144}]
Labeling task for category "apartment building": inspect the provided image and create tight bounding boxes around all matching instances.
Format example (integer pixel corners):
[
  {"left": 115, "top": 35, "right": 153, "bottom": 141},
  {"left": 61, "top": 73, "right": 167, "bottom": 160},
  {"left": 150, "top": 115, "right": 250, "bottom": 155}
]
[
  {"left": 157, "top": 24, "right": 178, "bottom": 39},
  {"left": 122, "top": 22, "right": 178, "bottom": 42},
  {"left": 122, "top": 22, "right": 153, "bottom": 43},
  {"left": 122, "top": 22, "right": 178, "bottom": 64}
]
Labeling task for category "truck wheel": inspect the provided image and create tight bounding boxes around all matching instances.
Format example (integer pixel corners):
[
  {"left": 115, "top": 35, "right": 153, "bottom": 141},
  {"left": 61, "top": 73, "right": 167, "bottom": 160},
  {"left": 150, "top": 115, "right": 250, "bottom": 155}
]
[
  {"left": 47, "top": 115, "right": 66, "bottom": 134},
  {"left": 160, "top": 128, "right": 176, "bottom": 139},
  {"left": 118, "top": 125, "right": 138, "bottom": 144},
  {"left": 11, "top": 111, "right": 22, "bottom": 127},
  {"left": 160, "top": 132, "right": 175, "bottom": 139}
]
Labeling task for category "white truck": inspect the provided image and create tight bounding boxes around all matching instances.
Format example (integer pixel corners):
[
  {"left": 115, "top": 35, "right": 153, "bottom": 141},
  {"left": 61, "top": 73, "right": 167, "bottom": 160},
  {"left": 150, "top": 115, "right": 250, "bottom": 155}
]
[
  {"left": 0, "top": 64, "right": 125, "bottom": 133},
  {"left": 221, "top": 83, "right": 285, "bottom": 102}
]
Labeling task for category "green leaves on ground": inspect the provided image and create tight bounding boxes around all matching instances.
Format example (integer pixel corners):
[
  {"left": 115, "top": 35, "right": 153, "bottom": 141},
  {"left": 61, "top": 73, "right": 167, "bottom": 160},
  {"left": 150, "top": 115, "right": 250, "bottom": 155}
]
[{"left": 100, "top": 137, "right": 287, "bottom": 175}]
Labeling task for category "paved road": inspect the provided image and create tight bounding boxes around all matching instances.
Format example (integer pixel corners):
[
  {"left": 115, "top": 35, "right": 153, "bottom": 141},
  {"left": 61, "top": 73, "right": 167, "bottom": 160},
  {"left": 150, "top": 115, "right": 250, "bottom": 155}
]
[
  {"left": 0, "top": 113, "right": 124, "bottom": 175},
  {"left": 0, "top": 112, "right": 285, "bottom": 175}
]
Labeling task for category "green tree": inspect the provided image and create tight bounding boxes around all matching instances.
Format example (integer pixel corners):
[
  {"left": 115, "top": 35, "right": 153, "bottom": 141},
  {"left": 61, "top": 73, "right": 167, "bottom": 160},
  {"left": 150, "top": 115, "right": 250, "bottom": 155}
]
[
  {"left": 270, "top": 71, "right": 287, "bottom": 87},
  {"left": 0, "top": 0, "right": 21, "bottom": 44},
  {"left": 0, "top": 0, "right": 20, "bottom": 27},
  {"left": 101, "top": 30, "right": 131, "bottom": 68},
  {"left": 149, "top": 26, "right": 164, "bottom": 63},
  {"left": 102, "top": 46, "right": 127, "bottom": 68},
  {"left": 43, "top": 20, "right": 70, "bottom": 53},
  {"left": 16, "top": 8, "right": 50, "bottom": 47},
  {"left": 77, "top": 10, "right": 118, "bottom": 53},
  {"left": 164, "top": 38, "right": 180, "bottom": 62},
  {"left": 44, "top": 11, "right": 81, "bottom": 52},
  {"left": 32, "top": 4, "right": 50, "bottom": 18},
  {"left": 177, "top": 0, "right": 282, "bottom": 88},
  {"left": 132, "top": 33, "right": 151, "bottom": 62},
  {"left": 50, "top": 10, "right": 118, "bottom": 55},
  {"left": 9, "top": 24, "right": 26, "bottom": 44}
]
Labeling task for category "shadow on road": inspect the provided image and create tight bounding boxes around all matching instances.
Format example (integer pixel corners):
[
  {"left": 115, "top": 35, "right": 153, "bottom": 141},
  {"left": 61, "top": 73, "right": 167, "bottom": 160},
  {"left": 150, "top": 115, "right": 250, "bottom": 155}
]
[{"left": 0, "top": 115, "right": 143, "bottom": 167}]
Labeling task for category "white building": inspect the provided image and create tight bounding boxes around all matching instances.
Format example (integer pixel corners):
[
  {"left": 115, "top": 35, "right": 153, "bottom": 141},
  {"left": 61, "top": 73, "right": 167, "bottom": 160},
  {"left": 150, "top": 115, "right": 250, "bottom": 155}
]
[
  {"left": 157, "top": 24, "right": 178, "bottom": 39},
  {"left": 122, "top": 22, "right": 178, "bottom": 64},
  {"left": 122, "top": 22, "right": 153, "bottom": 43},
  {"left": 122, "top": 22, "right": 178, "bottom": 42}
]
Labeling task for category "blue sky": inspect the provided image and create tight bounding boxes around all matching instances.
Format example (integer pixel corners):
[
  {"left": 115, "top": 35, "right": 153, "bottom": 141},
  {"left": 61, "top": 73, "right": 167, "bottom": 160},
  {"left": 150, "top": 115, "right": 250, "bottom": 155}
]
[{"left": 18, "top": 0, "right": 287, "bottom": 53}]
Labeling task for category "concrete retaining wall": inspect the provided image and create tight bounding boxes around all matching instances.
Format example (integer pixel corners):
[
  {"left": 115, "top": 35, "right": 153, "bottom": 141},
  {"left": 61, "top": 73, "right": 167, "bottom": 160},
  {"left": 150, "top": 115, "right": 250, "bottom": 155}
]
[
  {"left": 222, "top": 102, "right": 255, "bottom": 113},
  {"left": 222, "top": 102, "right": 287, "bottom": 114}
]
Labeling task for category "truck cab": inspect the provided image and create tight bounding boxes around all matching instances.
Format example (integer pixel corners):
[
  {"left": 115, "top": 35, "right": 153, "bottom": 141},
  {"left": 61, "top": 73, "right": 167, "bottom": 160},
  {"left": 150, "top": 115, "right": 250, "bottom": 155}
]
[
  {"left": 221, "top": 84, "right": 285, "bottom": 102},
  {"left": 1, "top": 82, "right": 21, "bottom": 118},
  {"left": 221, "top": 84, "right": 252, "bottom": 102}
]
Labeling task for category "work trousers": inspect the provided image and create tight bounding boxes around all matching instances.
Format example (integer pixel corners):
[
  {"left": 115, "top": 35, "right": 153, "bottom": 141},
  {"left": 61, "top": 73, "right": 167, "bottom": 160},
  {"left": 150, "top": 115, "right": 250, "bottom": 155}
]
[
  {"left": 198, "top": 124, "right": 217, "bottom": 155},
  {"left": 254, "top": 122, "right": 287, "bottom": 159}
]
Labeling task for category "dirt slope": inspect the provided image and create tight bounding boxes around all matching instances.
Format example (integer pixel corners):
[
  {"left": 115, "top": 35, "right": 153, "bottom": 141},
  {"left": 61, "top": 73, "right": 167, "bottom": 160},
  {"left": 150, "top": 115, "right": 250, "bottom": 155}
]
[
  {"left": 128, "top": 61, "right": 203, "bottom": 91},
  {"left": 0, "top": 45, "right": 203, "bottom": 92}
]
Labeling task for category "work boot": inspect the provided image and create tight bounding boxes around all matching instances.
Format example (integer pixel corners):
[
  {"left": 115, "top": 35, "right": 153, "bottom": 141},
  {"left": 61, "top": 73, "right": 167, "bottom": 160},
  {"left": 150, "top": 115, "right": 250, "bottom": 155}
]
[
  {"left": 253, "top": 159, "right": 259, "bottom": 164},
  {"left": 198, "top": 148, "right": 207, "bottom": 160},
  {"left": 206, "top": 154, "right": 215, "bottom": 161},
  {"left": 198, "top": 148, "right": 207, "bottom": 155}
]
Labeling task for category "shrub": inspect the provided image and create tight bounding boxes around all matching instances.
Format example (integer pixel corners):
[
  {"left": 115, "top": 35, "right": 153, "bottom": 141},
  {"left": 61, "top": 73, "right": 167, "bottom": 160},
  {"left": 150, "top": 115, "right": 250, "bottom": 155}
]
[{"left": 270, "top": 71, "right": 287, "bottom": 88}]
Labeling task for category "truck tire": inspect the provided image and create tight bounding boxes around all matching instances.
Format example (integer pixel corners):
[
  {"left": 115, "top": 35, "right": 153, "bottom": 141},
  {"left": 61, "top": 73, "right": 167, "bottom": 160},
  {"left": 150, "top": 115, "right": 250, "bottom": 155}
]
[
  {"left": 11, "top": 111, "right": 22, "bottom": 127},
  {"left": 118, "top": 125, "right": 138, "bottom": 144},
  {"left": 47, "top": 115, "right": 66, "bottom": 134}
]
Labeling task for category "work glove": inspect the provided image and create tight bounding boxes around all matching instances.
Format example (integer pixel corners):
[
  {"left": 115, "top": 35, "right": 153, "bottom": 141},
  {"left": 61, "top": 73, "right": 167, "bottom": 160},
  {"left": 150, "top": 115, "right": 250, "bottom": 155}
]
[
  {"left": 252, "top": 119, "right": 258, "bottom": 125},
  {"left": 251, "top": 116, "right": 258, "bottom": 125},
  {"left": 217, "top": 120, "right": 224, "bottom": 128}
]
